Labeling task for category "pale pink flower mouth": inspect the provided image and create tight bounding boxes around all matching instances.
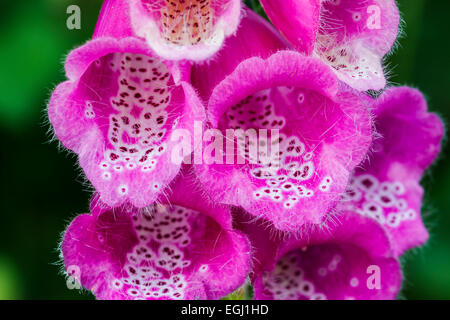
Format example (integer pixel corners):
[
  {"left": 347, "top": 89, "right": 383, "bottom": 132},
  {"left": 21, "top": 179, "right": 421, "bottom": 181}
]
[
  {"left": 129, "top": 0, "right": 242, "bottom": 61},
  {"left": 260, "top": 0, "right": 400, "bottom": 91},
  {"left": 235, "top": 209, "right": 402, "bottom": 300}
]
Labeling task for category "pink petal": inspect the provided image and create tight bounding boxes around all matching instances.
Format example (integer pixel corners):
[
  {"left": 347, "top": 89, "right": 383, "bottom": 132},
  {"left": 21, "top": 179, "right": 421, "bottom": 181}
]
[
  {"left": 93, "top": 0, "right": 135, "bottom": 39},
  {"left": 61, "top": 174, "right": 251, "bottom": 300}
]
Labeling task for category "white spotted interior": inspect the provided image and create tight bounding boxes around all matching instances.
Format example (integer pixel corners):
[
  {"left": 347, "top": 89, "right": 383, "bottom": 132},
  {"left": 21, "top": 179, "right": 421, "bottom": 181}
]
[{"left": 340, "top": 174, "right": 415, "bottom": 228}]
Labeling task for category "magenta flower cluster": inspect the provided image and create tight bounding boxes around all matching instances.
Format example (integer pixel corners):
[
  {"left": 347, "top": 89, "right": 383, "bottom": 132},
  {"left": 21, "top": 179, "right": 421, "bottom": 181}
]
[{"left": 49, "top": 0, "right": 444, "bottom": 300}]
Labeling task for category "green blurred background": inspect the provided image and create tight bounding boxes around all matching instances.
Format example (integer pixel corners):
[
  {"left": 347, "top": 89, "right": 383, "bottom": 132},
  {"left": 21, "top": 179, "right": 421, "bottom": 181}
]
[{"left": 0, "top": 0, "right": 448, "bottom": 299}]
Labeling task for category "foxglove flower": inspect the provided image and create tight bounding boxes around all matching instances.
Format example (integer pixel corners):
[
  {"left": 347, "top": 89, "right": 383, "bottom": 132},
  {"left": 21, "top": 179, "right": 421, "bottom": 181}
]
[
  {"left": 338, "top": 87, "right": 444, "bottom": 256},
  {"left": 61, "top": 173, "right": 251, "bottom": 300},
  {"left": 235, "top": 210, "right": 402, "bottom": 300},
  {"left": 192, "top": 11, "right": 372, "bottom": 232},
  {"left": 260, "top": 0, "right": 400, "bottom": 91},
  {"left": 129, "top": 0, "right": 242, "bottom": 61},
  {"left": 49, "top": 0, "right": 205, "bottom": 208}
]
